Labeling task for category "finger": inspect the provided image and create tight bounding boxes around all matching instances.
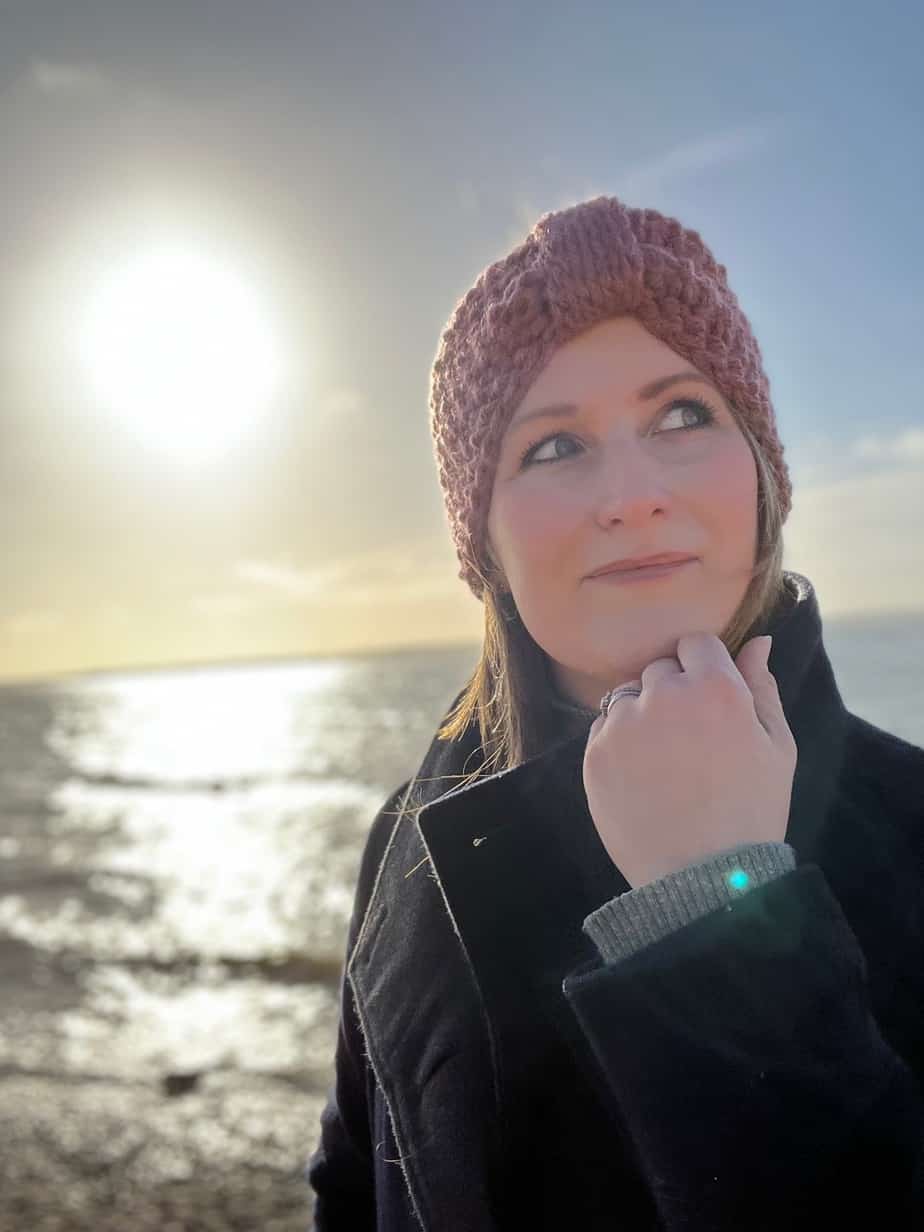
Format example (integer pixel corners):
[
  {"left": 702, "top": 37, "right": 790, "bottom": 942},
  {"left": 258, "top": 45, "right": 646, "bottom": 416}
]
[
  {"left": 737, "top": 639, "right": 794, "bottom": 749},
  {"left": 750, "top": 670, "right": 791, "bottom": 746},
  {"left": 640, "top": 656, "right": 684, "bottom": 690},
  {"left": 596, "top": 685, "right": 642, "bottom": 731},
  {"left": 674, "top": 631, "right": 736, "bottom": 674}
]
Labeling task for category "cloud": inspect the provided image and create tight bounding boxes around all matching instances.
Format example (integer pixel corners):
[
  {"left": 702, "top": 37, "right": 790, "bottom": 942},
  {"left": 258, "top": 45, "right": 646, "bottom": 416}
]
[
  {"left": 30, "top": 60, "right": 111, "bottom": 98},
  {"left": 500, "top": 121, "right": 781, "bottom": 247},
  {"left": 785, "top": 458, "right": 924, "bottom": 616},
  {"left": 787, "top": 422, "right": 924, "bottom": 491},
  {"left": 231, "top": 535, "right": 463, "bottom": 607},
  {"left": 233, "top": 559, "right": 332, "bottom": 599},
  {"left": 317, "top": 385, "right": 365, "bottom": 425},
  {"left": 617, "top": 120, "right": 783, "bottom": 200},
  {"left": 851, "top": 427, "right": 924, "bottom": 463}
]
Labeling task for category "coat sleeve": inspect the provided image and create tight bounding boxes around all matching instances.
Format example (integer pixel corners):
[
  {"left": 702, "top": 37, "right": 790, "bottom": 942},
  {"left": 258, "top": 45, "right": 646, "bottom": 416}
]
[
  {"left": 306, "top": 781, "right": 411, "bottom": 1229},
  {"left": 562, "top": 860, "right": 924, "bottom": 1230}
]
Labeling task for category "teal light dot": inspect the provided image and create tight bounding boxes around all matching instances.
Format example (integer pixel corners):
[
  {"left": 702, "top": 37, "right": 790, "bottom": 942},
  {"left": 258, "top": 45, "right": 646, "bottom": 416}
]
[{"left": 727, "top": 868, "right": 750, "bottom": 891}]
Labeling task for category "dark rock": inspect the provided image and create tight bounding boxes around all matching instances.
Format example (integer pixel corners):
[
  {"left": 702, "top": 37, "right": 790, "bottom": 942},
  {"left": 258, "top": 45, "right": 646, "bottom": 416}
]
[{"left": 162, "top": 1072, "right": 201, "bottom": 1098}]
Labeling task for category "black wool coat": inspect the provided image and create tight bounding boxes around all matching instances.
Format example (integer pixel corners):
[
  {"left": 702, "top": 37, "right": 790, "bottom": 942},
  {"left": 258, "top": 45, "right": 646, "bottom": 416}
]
[{"left": 308, "top": 573, "right": 924, "bottom": 1230}]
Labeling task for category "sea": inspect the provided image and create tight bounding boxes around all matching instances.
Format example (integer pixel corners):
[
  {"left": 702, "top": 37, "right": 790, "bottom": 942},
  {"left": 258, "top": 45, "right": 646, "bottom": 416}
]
[{"left": 0, "top": 614, "right": 921, "bottom": 1228}]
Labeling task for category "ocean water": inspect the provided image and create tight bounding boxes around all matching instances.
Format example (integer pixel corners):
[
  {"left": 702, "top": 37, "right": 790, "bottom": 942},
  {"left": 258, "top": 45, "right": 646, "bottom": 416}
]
[
  {"left": 0, "top": 614, "right": 921, "bottom": 1226},
  {"left": 0, "top": 641, "right": 482, "bottom": 1228}
]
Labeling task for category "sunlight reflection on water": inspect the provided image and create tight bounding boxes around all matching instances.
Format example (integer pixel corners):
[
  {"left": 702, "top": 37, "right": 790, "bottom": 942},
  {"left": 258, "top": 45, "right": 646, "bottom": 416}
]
[{"left": 0, "top": 645, "right": 478, "bottom": 1102}]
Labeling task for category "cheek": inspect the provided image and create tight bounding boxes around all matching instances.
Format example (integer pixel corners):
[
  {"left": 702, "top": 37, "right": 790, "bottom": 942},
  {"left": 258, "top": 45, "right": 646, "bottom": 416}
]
[
  {"left": 493, "top": 484, "right": 577, "bottom": 564},
  {"left": 699, "top": 442, "right": 759, "bottom": 544}
]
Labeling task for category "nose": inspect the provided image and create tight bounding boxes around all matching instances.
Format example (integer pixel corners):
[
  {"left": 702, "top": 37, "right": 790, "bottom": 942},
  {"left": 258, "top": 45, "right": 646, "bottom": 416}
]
[{"left": 592, "top": 442, "right": 673, "bottom": 526}]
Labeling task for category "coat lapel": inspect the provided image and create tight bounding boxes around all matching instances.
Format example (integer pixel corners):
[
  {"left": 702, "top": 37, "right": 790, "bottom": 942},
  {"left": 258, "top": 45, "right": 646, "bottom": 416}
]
[{"left": 347, "top": 717, "right": 504, "bottom": 1231}]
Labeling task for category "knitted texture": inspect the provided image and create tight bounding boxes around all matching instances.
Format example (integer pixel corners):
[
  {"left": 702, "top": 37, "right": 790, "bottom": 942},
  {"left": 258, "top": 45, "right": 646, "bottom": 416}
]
[
  {"left": 582, "top": 841, "right": 798, "bottom": 963},
  {"left": 429, "top": 194, "right": 792, "bottom": 600}
]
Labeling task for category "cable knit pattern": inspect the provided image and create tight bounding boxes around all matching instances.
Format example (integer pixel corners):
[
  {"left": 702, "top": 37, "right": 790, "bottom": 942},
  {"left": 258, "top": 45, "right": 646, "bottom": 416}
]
[
  {"left": 583, "top": 841, "right": 798, "bottom": 963},
  {"left": 429, "top": 195, "right": 792, "bottom": 599}
]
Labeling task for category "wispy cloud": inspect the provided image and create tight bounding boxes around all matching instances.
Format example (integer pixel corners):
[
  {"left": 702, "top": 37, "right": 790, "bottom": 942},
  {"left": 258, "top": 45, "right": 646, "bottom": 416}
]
[
  {"left": 785, "top": 454, "right": 924, "bottom": 615},
  {"left": 316, "top": 385, "right": 365, "bottom": 425},
  {"left": 231, "top": 535, "right": 461, "bottom": 606},
  {"left": 232, "top": 559, "right": 332, "bottom": 599},
  {"left": 851, "top": 427, "right": 924, "bottom": 463},
  {"left": 499, "top": 120, "right": 784, "bottom": 250},
  {"left": 617, "top": 121, "right": 784, "bottom": 200},
  {"left": 29, "top": 60, "right": 111, "bottom": 98},
  {"left": 790, "top": 423, "right": 924, "bottom": 488}
]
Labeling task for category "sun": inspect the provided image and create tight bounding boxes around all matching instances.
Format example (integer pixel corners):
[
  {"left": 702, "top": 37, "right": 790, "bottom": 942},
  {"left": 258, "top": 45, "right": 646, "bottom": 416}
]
[{"left": 79, "top": 243, "right": 286, "bottom": 460}]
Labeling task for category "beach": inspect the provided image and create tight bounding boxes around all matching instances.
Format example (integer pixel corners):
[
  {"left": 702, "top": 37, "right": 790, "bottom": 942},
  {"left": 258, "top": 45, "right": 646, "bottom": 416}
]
[{"left": 0, "top": 619, "right": 920, "bottom": 1229}]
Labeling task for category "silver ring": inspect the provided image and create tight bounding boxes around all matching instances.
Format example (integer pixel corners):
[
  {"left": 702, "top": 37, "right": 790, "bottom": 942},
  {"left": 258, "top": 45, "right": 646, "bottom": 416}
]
[{"left": 599, "top": 683, "right": 642, "bottom": 718}]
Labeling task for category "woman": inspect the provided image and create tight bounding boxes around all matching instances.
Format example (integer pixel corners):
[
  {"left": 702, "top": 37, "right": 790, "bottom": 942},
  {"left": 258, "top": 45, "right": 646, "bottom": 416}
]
[{"left": 308, "top": 195, "right": 924, "bottom": 1229}]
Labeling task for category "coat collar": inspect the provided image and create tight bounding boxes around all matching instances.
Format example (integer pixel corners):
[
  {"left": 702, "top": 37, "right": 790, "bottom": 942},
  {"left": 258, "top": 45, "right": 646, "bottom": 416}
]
[
  {"left": 348, "top": 570, "right": 851, "bottom": 1230},
  {"left": 417, "top": 569, "right": 850, "bottom": 870}
]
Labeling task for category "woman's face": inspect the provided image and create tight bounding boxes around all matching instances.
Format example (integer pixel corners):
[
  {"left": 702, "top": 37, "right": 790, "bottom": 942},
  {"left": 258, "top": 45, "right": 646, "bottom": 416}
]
[{"left": 486, "top": 315, "right": 759, "bottom": 709}]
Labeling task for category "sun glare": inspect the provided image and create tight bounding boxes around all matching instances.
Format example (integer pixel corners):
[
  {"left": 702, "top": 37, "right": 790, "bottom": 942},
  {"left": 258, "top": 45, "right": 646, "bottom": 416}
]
[{"left": 79, "top": 244, "right": 286, "bottom": 460}]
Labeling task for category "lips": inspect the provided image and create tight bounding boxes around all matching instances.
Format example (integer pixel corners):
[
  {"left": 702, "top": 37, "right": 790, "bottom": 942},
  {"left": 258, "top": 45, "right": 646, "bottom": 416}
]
[
  {"left": 588, "top": 558, "right": 698, "bottom": 584},
  {"left": 588, "top": 552, "right": 697, "bottom": 578}
]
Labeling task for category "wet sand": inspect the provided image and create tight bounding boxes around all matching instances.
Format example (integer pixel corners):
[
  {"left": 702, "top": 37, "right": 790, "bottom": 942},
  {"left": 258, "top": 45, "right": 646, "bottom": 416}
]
[
  {"left": 0, "top": 1070, "right": 325, "bottom": 1231},
  {"left": 0, "top": 937, "right": 336, "bottom": 1230}
]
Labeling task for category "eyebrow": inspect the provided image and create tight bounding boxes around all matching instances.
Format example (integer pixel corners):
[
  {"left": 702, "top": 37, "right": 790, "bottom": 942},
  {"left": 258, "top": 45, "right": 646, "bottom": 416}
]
[{"left": 508, "top": 370, "right": 721, "bottom": 432}]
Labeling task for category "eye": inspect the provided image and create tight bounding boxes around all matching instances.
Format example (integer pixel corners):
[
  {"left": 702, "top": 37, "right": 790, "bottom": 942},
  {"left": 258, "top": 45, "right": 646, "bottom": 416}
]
[
  {"left": 519, "top": 433, "right": 582, "bottom": 467},
  {"left": 659, "top": 398, "right": 718, "bottom": 433},
  {"left": 517, "top": 396, "right": 719, "bottom": 469}
]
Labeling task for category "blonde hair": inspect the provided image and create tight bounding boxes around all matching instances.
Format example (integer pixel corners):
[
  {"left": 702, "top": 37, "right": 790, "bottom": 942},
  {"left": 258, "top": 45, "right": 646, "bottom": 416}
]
[{"left": 392, "top": 405, "right": 789, "bottom": 826}]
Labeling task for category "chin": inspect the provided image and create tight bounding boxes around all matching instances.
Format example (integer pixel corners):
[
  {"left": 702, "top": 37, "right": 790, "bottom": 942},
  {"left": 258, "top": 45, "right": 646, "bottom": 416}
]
[{"left": 575, "top": 630, "right": 683, "bottom": 682}]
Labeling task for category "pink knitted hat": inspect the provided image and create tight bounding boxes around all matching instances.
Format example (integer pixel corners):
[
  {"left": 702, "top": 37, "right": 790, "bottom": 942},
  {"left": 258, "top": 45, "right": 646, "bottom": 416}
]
[{"left": 429, "top": 194, "right": 791, "bottom": 601}]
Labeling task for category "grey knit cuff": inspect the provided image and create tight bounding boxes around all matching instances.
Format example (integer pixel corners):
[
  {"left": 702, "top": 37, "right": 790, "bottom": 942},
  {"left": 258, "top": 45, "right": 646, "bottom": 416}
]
[{"left": 583, "top": 842, "right": 798, "bottom": 963}]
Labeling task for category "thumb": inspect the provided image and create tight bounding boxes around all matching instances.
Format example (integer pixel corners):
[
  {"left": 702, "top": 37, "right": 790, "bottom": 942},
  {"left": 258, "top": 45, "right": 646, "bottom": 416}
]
[{"left": 736, "top": 636, "right": 789, "bottom": 744}]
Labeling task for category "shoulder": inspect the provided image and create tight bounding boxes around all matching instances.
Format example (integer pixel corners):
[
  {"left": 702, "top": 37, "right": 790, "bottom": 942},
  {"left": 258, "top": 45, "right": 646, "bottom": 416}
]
[
  {"left": 843, "top": 710, "right": 924, "bottom": 790},
  {"left": 841, "top": 711, "right": 924, "bottom": 852},
  {"left": 341, "top": 778, "right": 414, "bottom": 954},
  {"left": 351, "top": 692, "right": 482, "bottom": 901},
  {"left": 357, "top": 778, "right": 414, "bottom": 892}
]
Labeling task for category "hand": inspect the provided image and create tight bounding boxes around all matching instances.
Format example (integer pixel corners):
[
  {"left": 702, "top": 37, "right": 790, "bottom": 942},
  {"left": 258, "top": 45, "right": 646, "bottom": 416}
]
[{"left": 582, "top": 634, "right": 798, "bottom": 890}]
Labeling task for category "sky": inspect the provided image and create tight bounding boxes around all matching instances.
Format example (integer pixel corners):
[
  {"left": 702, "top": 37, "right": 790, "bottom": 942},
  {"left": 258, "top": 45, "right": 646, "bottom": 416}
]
[{"left": 1, "top": 0, "right": 922, "bottom": 685}]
